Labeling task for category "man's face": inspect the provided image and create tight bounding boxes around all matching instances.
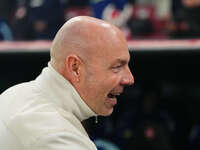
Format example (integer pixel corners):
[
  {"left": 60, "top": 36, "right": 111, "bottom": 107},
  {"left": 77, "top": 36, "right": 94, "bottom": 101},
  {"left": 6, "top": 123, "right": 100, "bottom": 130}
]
[{"left": 80, "top": 38, "right": 134, "bottom": 116}]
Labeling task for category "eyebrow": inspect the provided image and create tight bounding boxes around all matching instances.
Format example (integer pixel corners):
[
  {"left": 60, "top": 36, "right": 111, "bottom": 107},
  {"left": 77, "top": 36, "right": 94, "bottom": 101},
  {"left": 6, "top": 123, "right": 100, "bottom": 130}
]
[{"left": 113, "top": 58, "right": 130, "bottom": 66}]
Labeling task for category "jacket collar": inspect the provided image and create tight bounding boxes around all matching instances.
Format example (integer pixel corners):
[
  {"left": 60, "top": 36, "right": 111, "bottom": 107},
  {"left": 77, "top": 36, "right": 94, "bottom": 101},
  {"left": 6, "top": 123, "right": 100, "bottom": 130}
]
[{"left": 36, "top": 63, "right": 97, "bottom": 121}]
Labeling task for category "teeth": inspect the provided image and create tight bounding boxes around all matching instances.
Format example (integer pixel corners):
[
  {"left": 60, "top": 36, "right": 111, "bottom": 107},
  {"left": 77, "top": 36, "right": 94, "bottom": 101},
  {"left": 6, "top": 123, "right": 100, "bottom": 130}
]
[
  {"left": 108, "top": 93, "right": 121, "bottom": 99},
  {"left": 112, "top": 93, "right": 120, "bottom": 96}
]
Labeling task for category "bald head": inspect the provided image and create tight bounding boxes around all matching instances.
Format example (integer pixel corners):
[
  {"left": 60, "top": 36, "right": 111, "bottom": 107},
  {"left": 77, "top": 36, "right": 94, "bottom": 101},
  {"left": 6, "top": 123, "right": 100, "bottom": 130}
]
[
  {"left": 50, "top": 16, "right": 127, "bottom": 71},
  {"left": 49, "top": 16, "right": 134, "bottom": 116}
]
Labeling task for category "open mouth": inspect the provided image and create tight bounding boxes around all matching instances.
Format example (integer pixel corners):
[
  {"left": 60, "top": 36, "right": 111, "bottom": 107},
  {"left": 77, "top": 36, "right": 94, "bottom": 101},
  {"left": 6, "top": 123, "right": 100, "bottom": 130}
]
[
  {"left": 108, "top": 93, "right": 116, "bottom": 99},
  {"left": 107, "top": 92, "right": 121, "bottom": 99}
]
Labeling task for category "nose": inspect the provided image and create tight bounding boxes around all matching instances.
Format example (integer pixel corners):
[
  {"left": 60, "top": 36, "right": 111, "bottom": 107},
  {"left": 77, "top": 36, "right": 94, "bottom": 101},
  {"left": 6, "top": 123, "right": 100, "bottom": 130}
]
[{"left": 121, "top": 66, "right": 134, "bottom": 86}]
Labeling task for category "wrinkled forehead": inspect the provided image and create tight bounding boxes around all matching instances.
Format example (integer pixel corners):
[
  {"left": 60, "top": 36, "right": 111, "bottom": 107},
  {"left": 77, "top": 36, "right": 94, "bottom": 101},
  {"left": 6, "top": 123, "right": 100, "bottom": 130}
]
[
  {"left": 108, "top": 43, "right": 130, "bottom": 64},
  {"left": 91, "top": 34, "right": 130, "bottom": 65}
]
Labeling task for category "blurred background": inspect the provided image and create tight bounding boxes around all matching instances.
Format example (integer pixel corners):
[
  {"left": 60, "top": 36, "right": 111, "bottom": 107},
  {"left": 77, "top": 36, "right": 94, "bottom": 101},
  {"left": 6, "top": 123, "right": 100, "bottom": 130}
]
[{"left": 1, "top": 0, "right": 200, "bottom": 150}]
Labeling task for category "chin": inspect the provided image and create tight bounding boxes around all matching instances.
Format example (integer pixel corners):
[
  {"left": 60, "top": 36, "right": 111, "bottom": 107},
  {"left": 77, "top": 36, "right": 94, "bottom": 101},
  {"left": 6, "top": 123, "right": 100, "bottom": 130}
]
[{"left": 100, "top": 108, "right": 113, "bottom": 116}]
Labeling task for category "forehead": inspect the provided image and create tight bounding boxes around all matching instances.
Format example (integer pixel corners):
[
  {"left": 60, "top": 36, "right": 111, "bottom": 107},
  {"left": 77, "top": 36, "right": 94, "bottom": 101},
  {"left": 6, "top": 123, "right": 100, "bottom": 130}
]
[
  {"left": 95, "top": 40, "right": 130, "bottom": 66},
  {"left": 88, "top": 24, "right": 130, "bottom": 64},
  {"left": 106, "top": 35, "right": 129, "bottom": 61},
  {"left": 110, "top": 49, "right": 130, "bottom": 65}
]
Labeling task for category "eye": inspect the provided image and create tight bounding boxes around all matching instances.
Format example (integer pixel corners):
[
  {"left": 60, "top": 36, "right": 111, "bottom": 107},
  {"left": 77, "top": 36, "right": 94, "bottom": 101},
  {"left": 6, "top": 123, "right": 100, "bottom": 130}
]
[
  {"left": 111, "top": 64, "right": 123, "bottom": 73},
  {"left": 113, "top": 65, "right": 122, "bottom": 68}
]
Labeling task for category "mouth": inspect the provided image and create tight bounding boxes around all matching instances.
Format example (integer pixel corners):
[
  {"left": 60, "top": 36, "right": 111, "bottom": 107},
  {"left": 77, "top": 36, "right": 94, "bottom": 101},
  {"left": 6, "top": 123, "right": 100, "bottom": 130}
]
[
  {"left": 106, "top": 88, "right": 124, "bottom": 106},
  {"left": 107, "top": 92, "right": 121, "bottom": 99},
  {"left": 107, "top": 88, "right": 123, "bottom": 100},
  {"left": 106, "top": 91, "right": 122, "bottom": 106}
]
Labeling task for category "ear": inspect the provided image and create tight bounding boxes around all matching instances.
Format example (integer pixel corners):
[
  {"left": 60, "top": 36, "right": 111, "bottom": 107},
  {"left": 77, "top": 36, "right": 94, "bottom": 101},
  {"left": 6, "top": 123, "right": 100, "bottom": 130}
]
[{"left": 65, "top": 55, "right": 82, "bottom": 82}]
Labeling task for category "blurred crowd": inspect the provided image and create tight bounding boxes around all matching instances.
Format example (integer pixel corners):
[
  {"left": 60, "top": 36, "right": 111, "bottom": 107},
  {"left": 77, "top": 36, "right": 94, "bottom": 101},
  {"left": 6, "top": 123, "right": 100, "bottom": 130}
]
[
  {"left": 85, "top": 81, "right": 200, "bottom": 150},
  {"left": 1, "top": 0, "right": 200, "bottom": 41}
]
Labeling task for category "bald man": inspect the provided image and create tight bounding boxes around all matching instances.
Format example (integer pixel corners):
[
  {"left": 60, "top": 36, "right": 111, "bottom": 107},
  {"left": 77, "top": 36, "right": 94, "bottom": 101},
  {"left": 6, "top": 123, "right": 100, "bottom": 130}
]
[{"left": 0, "top": 16, "right": 134, "bottom": 150}]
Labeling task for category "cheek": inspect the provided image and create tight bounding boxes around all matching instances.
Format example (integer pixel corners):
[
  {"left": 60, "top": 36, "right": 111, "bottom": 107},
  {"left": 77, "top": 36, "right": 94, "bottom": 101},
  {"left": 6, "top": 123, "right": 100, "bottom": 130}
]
[
  {"left": 85, "top": 68, "right": 121, "bottom": 97},
  {"left": 94, "top": 75, "right": 122, "bottom": 100},
  {"left": 84, "top": 75, "right": 105, "bottom": 98},
  {"left": 107, "top": 74, "right": 122, "bottom": 86}
]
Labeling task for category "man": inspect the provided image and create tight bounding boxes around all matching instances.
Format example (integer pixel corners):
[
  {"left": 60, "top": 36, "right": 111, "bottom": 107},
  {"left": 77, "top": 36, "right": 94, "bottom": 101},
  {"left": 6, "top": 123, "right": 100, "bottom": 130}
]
[
  {"left": 12, "top": 0, "right": 65, "bottom": 40},
  {"left": 0, "top": 16, "right": 134, "bottom": 150},
  {"left": 169, "top": 0, "right": 200, "bottom": 38}
]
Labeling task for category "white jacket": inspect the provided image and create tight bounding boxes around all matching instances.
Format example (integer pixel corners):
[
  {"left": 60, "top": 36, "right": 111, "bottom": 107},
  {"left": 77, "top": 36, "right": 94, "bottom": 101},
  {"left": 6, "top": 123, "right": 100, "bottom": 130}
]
[{"left": 0, "top": 63, "right": 97, "bottom": 150}]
